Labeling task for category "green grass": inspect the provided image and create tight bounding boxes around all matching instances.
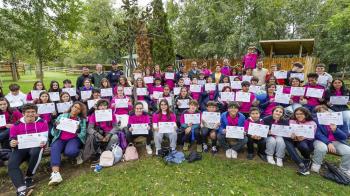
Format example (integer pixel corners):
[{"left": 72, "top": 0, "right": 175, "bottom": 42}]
[{"left": 0, "top": 72, "right": 78, "bottom": 94}]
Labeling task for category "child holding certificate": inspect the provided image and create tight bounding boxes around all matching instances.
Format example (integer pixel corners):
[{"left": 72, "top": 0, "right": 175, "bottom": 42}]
[
  {"left": 283, "top": 77, "right": 303, "bottom": 113},
  {"left": 237, "top": 81, "right": 258, "bottom": 117},
  {"left": 244, "top": 107, "right": 266, "bottom": 161},
  {"left": 84, "top": 100, "right": 119, "bottom": 161},
  {"left": 62, "top": 79, "right": 79, "bottom": 101},
  {"left": 175, "top": 87, "right": 192, "bottom": 116},
  {"left": 200, "top": 101, "right": 220, "bottom": 153},
  {"left": 34, "top": 92, "right": 57, "bottom": 135},
  {"left": 133, "top": 78, "right": 151, "bottom": 106},
  {"left": 217, "top": 102, "right": 247, "bottom": 159},
  {"left": 8, "top": 103, "right": 48, "bottom": 196},
  {"left": 260, "top": 84, "right": 277, "bottom": 117},
  {"left": 0, "top": 98, "right": 23, "bottom": 149},
  {"left": 127, "top": 102, "right": 153, "bottom": 155},
  {"left": 189, "top": 78, "right": 203, "bottom": 101},
  {"left": 263, "top": 106, "right": 288, "bottom": 167},
  {"left": 164, "top": 65, "right": 175, "bottom": 91},
  {"left": 217, "top": 86, "right": 232, "bottom": 113},
  {"left": 200, "top": 76, "right": 218, "bottom": 111},
  {"left": 151, "top": 77, "right": 164, "bottom": 100},
  {"left": 99, "top": 78, "right": 113, "bottom": 101},
  {"left": 152, "top": 99, "right": 177, "bottom": 155},
  {"left": 324, "top": 79, "right": 350, "bottom": 112},
  {"left": 49, "top": 102, "right": 87, "bottom": 185},
  {"left": 153, "top": 64, "right": 164, "bottom": 80},
  {"left": 26, "top": 81, "right": 46, "bottom": 103},
  {"left": 311, "top": 105, "right": 350, "bottom": 176},
  {"left": 5, "top": 83, "right": 27, "bottom": 109},
  {"left": 56, "top": 92, "right": 73, "bottom": 115},
  {"left": 180, "top": 100, "right": 202, "bottom": 152},
  {"left": 303, "top": 73, "right": 325, "bottom": 112},
  {"left": 48, "top": 80, "right": 62, "bottom": 101},
  {"left": 286, "top": 107, "right": 316, "bottom": 175},
  {"left": 111, "top": 86, "right": 133, "bottom": 115},
  {"left": 79, "top": 78, "right": 94, "bottom": 103}
]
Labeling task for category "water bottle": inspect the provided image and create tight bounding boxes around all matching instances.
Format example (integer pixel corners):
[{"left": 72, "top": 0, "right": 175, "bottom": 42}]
[{"left": 94, "top": 164, "right": 102, "bottom": 173}]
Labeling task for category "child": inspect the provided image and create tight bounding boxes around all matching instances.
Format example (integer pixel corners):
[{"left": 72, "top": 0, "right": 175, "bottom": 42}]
[
  {"left": 217, "top": 86, "right": 232, "bottom": 113},
  {"left": 286, "top": 62, "right": 304, "bottom": 85},
  {"left": 79, "top": 78, "right": 94, "bottom": 103},
  {"left": 175, "top": 87, "right": 192, "bottom": 118},
  {"left": 200, "top": 76, "right": 218, "bottom": 111},
  {"left": 315, "top": 63, "right": 333, "bottom": 87},
  {"left": 180, "top": 100, "right": 202, "bottom": 152},
  {"left": 62, "top": 79, "right": 78, "bottom": 101},
  {"left": 302, "top": 73, "right": 325, "bottom": 112},
  {"left": 242, "top": 46, "right": 260, "bottom": 69},
  {"left": 99, "top": 78, "right": 113, "bottom": 100},
  {"left": 5, "top": 84, "right": 27, "bottom": 108},
  {"left": 324, "top": 79, "right": 350, "bottom": 112},
  {"left": 260, "top": 83, "right": 277, "bottom": 117},
  {"left": 56, "top": 92, "right": 73, "bottom": 115},
  {"left": 263, "top": 106, "right": 288, "bottom": 167},
  {"left": 133, "top": 78, "right": 151, "bottom": 107},
  {"left": 244, "top": 107, "right": 266, "bottom": 161},
  {"left": 153, "top": 64, "right": 163, "bottom": 79},
  {"left": 212, "top": 64, "right": 224, "bottom": 84},
  {"left": 48, "top": 80, "right": 62, "bottom": 103},
  {"left": 151, "top": 77, "right": 164, "bottom": 111},
  {"left": 189, "top": 78, "right": 203, "bottom": 101},
  {"left": 8, "top": 103, "right": 48, "bottom": 195},
  {"left": 111, "top": 86, "right": 133, "bottom": 116},
  {"left": 218, "top": 102, "right": 247, "bottom": 159},
  {"left": 33, "top": 92, "right": 57, "bottom": 134},
  {"left": 26, "top": 81, "right": 46, "bottom": 103},
  {"left": 283, "top": 77, "right": 303, "bottom": 113},
  {"left": 200, "top": 101, "right": 220, "bottom": 153},
  {"left": 164, "top": 65, "right": 175, "bottom": 91},
  {"left": 238, "top": 81, "right": 258, "bottom": 117}
]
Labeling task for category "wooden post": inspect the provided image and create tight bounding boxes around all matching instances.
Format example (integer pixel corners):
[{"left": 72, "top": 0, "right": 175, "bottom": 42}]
[
  {"left": 299, "top": 43, "right": 303, "bottom": 58},
  {"left": 270, "top": 44, "right": 273, "bottom": 58}
]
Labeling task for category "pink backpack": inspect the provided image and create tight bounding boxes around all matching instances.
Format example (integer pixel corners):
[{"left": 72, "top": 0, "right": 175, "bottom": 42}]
[{"left": 123, "top": 144, "right": 138, "bottom": 161}]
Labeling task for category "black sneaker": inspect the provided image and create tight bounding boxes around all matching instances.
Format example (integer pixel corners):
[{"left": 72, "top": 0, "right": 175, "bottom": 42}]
[
  {"left": 247, "top": 153, "right": 254, "bottom": 160},
  {"left": 297, "top": 165, "right": 310, "bottom": 176},
  {"left": 25, "top": 177, "right": 35, "bottom": 189},
  {"left": 257, "top": 153, "right": 267, "bottom": 162},
  {"left": 17, "top": 188, "right": 33, "bottom": 196}
]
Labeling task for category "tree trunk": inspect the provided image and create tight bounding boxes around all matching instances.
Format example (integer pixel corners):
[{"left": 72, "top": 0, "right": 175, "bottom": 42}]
[
  {"left": 36, "top": 56, "right": 44, "bottom": 81},
  {"left": 10, "top": 51, "right": 19, "bottom": 81}
]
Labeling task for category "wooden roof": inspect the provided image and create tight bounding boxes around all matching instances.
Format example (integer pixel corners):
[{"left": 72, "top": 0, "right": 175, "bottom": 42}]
[{"left": 259, "top": 39, "right": 315, "bottom": 56}]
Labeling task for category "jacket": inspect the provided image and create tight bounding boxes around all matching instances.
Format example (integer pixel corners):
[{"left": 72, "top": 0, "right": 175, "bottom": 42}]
[
  {"left": 219, "top": 112, "right": 246, "bottom": 134},
  {"left": 51, "top": 113, "right": 87, "bottom": 144}
]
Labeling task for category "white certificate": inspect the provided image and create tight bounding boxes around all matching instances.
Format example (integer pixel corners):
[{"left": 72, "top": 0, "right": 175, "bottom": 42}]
[
  {"left": 57, "top": 117, "right": 80, "bottom": 134},
  {"left": 115, "top": 98, "right": 129, "bottom": 108},
  {"left": 17, "top": 132, "right": 48, "bottom": 149},
  {"left": 242, "top": 75, "right": 253, "bottom": 82},
  {"left": 143, "top": 76, "right": 154, "bottom": 84},
  {"left": 0, "top": 114, "right": 6, "bottom": 127},
  {"left": 178, "top": 99, "right": 190, "bottom": 109},
  {"left": 276, "top": 85, "right": 283, "bottom": 94},
  {"left": 87, "top": 99, "right": 98, "bottom": 109},
  {"left": 226, "top": 126, "right": 245, "bottom": 139},
  {"left": 165, "top": 72, "right": 175, "bottom": 80},
  {"left": 202, "top": 112, "right": 220, "bottom": 124},
  {"left": 123, "top": 87, "right": 133, "bottom": 96},
  {"left": 49, "top": 92, "right": 60, "bottom": 102},
  {"left": 290, "top": 124, "right": 315, "bottom": 139},
  {"left": 220, "top": 92, "right": 235, "bottom": 102},
  {"left": 205, "top": 83, "right": 216, "bottom": 91},
  {"left": 231, "top": 81, "right": 242, "bottom": 90},
  {"left": 274, "top": 93, "right": 291, "bottom": 104},
  {"left": 37, "top": 103, "right": 56, "bottom": 114},
  {"left": 10, "top": 101, "right": 24, "bottom": 108},
  {"left": 95, "top": 109, "right": 113, "bottom": 122},
  {"left": 218, "top": 83, "right": 230, "bottom": 91},
  {"left": 80, "top": 90, "right": 92, "bottom": 100},
  {"left": 291, "top": 73, "right": 304, "bottom": 81},
  {"left": 249, "top": 85, "right": 261, "bottom": 94},
  {"left": 305, "top": 88, "right": 324, "bottom": 98},
  {"left": 317, "top": 75, "right": 329, "bottom": 85},
  {"left": 274, "top": 71, "right": 288, "bottom": 79},
  {"left": 317, "top": 112, "right": 343, "bottom": 125},
  {"left": 115, "top": 114, "right": 129, "bottom": 128},
  {"left": 131, "top": 123, "right": 149, "bottom": 135},
  {"left": 190, "top": 85, "right": 202, "bottom": 93},
  {"left": 229, "top": 76, "right": 238, "bottom": 82},
  {"left": 183, "top": 78, "right": 191, "bottom": 85},
  {"left": 136, "top": 88, "right": 148, "bottom": 96},
  {"left": 173, "top": 87, "right": 181, "bottom": 95},
  {"left": 133, "top": 73, "right": 142, "bottom": 80},
  {"left": 184, "top": 113, "right": 201, "bottom": 124},
  {"left": 235, "top": 92, "right": 251, "bottom": 102},
  {"left": 271, "top": 124, "right": 292, "bottom": 138},
  {"left": 31, "top": 90, "right": 44, "bottom": 99},
  {"left": 247, "top": 123, "right": 269, "bottom": 138},
  {"left": 56, "top": 102, "right": 73, "bottom": 113},
  {"left": 62, "top": 88, "right": 77, "bottom": 96},
  {"left": 198, "top": 80, "right": 206, "bottom": 86},
  {"left": 290, "top": 87, "right": 306, "bottom": 96},
  {"left": 100, "top": 88, "right": 113, "bottom": 97},
  {"left": 158, "top": 122, "right": 176, "bottom": 133},
  {"left": 152, "top": 91, "right": 163, "bottom": 99},
  {"left": 158, "top": 97, "right": 173, "bottom": 106},
  {"left": 330, "top": 96, "right": 349, "bottom": 105}
]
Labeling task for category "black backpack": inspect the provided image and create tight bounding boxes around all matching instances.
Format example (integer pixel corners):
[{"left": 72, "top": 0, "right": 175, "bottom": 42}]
[{"left": 322, "top": 162, "right": 350, "bottom": 185}]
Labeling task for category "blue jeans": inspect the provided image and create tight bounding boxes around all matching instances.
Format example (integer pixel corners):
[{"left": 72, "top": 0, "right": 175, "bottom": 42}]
[
  {"left": 285, "top": 138, "right": 313, "bottom": 166},
  {"left": 50, "top": 138, "right": 82, "bottom": 167}
]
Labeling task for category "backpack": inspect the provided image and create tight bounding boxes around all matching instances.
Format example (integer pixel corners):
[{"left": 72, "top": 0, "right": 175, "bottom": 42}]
[
  {"left": 111, "top": 144, "right": 123, "bottom": 163},
  {"left": 186, "top": 151, "right": 202, "bottom": 163},
  {"left": 99, "top": 151, "right": 114, "bottom": 167},
  {"left": 322, "top": 162, "right": 350, "bottom": 185},
  {"left": 164, "top": 150, "right": 185, "bottom": 164},
  {"left": 117, "top": 131, "right": 128, "bottom": 150},
  {"left": 123, "top": 144, "right": 138, "bottom": 161}
]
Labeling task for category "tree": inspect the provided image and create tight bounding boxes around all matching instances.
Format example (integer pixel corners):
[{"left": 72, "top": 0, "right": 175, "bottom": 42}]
[{"left": 136, "top": 22, "right": 153, "bottom": 69}]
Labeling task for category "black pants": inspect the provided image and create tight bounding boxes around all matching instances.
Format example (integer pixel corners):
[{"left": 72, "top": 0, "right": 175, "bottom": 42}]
[
  {"left": 182, "top": 126, "right": 201, "bottom": 144},
  {"left": 126, "top": 130, "right": 152, "bottom": 145},
  {"left": 8, "top": 147, "right": 43, "bottom": 188},
  {"left": 247, "top": 135, "right": 266, "bottom": 155},
  {"left": 201, "top": 127, "right": 217, "bottom": 146},
  {"left": 0, "top": 128, "right": 10, "bottom": 149}
]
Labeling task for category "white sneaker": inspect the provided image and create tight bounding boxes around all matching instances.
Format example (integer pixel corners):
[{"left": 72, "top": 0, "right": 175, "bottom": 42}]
[
  {"left": 276, "top": 158, "right": 283, "bottom": 167},
  {"left": 76, "top": 151, "right": 83, "bottom": 165},
  {"left": 267, "top": 155, "right": 276, "bottom": 165},
  {"left": 146, "top": 145, "right": 153, "bottom": 155},
  {"left": 155, "top": 148, "right": 160, "bottom": 156},
  {"left": 231, "top": 149, "right": 238, "bottom": 159},
  {"left": 225, "top": 149, "right": 232, "bottom": 159},
  {"left": 311, "top": 163, "right": 321, "bottom": 173},
  {"left": 48, "top": 172, "right": 63, "bottom": 185}
]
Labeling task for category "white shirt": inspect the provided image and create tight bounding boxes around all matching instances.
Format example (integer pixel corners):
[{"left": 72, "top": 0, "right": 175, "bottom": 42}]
[{"left": 5, "top": 92, "right": 27, "bottom": 108}]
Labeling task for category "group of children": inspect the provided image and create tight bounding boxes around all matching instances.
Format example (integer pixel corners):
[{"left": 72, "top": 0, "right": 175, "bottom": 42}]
[{"left": 0, "top": 61, "right": 349, "bottom": 196}]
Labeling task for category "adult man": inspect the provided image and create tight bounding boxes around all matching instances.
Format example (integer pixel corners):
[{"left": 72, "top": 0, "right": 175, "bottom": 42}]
[
  {"left": 91, "top": 64, "right": 107, "bottom": 88},
  {"left": 252, "top": 60, "right": 268, "bottom": 85},
  {"left": 107, "top": 60, "right": 124, "bottom": 88},
  {"left": 76, "top": 66, "right": 93, "bottom": 89},
  {"left": 175, "top": 64, "right": 186, "bottom": 82},
  {"left": 188, "top": 61, "right": 200, "bottom": 79}
]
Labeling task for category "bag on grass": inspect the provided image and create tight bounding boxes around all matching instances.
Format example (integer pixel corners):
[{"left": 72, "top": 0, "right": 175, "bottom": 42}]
[
  {"left": 111, "top": 144, "right": 123, "bottom": 163},
  {"left": 117, "top": 131, "right": 128, "bottom": 150},
  {"left": 123, "top": 144, "right": 138, "bottom": 161},
  {"left": 186, "top": 151, "right": 202, "bottom": 163},
  {"left": 99, "top": 151, "right": 114, "bottom": 167},
  {"left": 164, "top": 150, "right": 185, "bottom": 164},
  {"left": 322, "top": 162, "right": 350, "bottom": 185}
]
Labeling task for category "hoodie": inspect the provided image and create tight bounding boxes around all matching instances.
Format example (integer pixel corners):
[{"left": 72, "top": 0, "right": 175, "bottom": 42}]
[{"left": 10, "top": 117, "right": 49, "bottom": 140}]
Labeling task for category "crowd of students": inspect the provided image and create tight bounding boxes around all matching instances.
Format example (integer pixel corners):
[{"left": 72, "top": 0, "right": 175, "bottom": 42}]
[{"left": 0, "top": 58, "right": 349, "bottom": 195}]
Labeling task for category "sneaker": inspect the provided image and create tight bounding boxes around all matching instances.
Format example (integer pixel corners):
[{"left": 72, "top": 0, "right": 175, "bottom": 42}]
[
  {"left": 146, "top": 145, "right": 153, "bottom": 155},
  {"left": 76, "top": 151, "right": 83, "bottom": 165},
  {"left": 276, "top": 158, "right": 283, "bottom": 167},
  {"left": 196, "top": 144, "right": 203, "bottom": 153},
  {"left": 155, "top": 148, "right": 160, "bottom": 156},
  {"left": 48, "top": 172, "right": 63, "bottom": 186},
  {"left": 17, "top": 188, "right": 33, "bottom": 196},
  {"left": 297, "top": 164, "right": 310, "bottom": 176},
  {"left": 24, "top": 177, "right": 35, "bottom": 189},
  {"left": 211, "top": 146, "right": 218, "bottom": 154},
  {"left": 231, "top": 150, "right": 237, "bottom": 159},
  {"left": 202, "top": 143, "right": 208, "bottom": 152},
  {"left": 225, "top": 149, "right": 232, "bottom": 159},
  {"left": 247, "top": 153, "right": 254, "bottom": 160},
  {"left": 183, "top": 142, "right": 190, "bottom": 151},
  {"left": 311, "top": 163, "right": 321, "bottom": 173},
  {"left": 267, "top": 155, "right": 276, "bottom": 165}
]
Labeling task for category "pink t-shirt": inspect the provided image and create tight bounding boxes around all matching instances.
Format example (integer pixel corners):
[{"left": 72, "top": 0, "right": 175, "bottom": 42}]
[
  {"left": 239, "top": 92, "right": 255, "bottom": 113},
  {"left": 263, "top": 95, "right": 276, "bottom": 116},
  {"left": 60, "top": 116, "right": 78, "bottom": 141},
  {"left": 88, "top": 113, "right": 116, "bottom": 133},
  {"left": 242, "top": 53, "right": 258, "bottom": 69},
  {"left": 326, "top": 126, "right": 336, "bottom": 142},
  {"left": 152, "top": 113, "right": 176, "bottom": 123},
  {"left": 304, "top": 84, "right": 325, "bottom": 106},
  {"left": 227, "top": 114, "right": 239, "bottom": 126},
  {"left": 283, "top": 87, "right": 300, "bottom": 103}
]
